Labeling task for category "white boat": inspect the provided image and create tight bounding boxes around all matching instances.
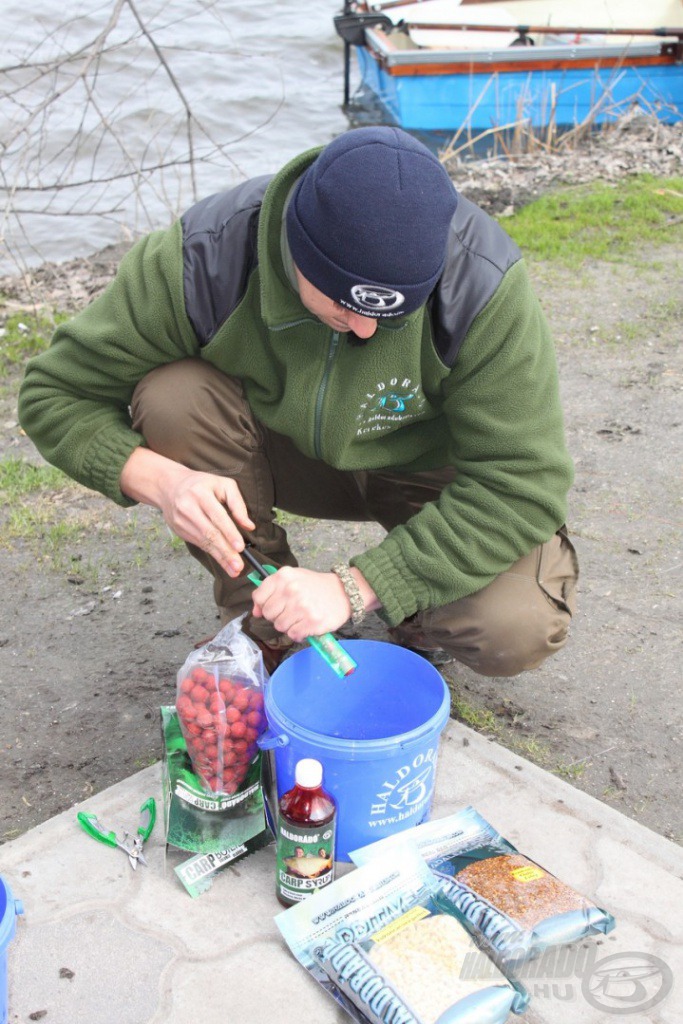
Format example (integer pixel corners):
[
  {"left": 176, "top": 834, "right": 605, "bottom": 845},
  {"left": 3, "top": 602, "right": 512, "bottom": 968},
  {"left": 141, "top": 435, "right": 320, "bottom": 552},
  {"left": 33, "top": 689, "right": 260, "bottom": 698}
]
[{"left": 334, "top": 0, "right": 683, "bottom": 130}]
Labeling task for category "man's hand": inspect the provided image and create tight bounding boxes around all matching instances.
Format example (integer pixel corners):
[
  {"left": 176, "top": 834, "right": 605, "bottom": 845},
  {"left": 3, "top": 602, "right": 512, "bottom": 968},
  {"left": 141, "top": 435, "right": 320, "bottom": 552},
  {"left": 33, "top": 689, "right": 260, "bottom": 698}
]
[
  {"left": 251, "top": 566, "right": 380, "bottom": 641},
  {"left": 120, "top": 447, "right": 254, "bottom": 576}
]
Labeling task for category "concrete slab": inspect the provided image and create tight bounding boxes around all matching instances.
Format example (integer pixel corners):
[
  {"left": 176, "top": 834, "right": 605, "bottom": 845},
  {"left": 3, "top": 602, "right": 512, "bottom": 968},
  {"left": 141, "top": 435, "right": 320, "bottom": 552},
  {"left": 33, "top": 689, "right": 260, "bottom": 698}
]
[{"left": 1, "top": 721, "right": 681, "bottom": 1024}]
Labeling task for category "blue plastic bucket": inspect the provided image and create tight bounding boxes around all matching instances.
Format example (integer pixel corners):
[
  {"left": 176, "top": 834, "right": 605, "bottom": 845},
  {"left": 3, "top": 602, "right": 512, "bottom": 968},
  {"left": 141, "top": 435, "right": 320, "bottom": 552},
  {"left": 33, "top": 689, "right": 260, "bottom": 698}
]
[
  {"left": 261, "top": 639, "right": 450, "bottom": 861},
  {"left": 0, "top": 876, "right": 23, "bottom": 1024}
]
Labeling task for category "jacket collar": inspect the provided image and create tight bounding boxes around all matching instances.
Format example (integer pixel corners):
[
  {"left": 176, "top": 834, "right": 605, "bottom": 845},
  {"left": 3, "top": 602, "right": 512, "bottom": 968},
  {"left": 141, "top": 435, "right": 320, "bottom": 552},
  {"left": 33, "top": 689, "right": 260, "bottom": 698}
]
[{"left": 258, "top": 147, "right": 322, "bottom": 329}]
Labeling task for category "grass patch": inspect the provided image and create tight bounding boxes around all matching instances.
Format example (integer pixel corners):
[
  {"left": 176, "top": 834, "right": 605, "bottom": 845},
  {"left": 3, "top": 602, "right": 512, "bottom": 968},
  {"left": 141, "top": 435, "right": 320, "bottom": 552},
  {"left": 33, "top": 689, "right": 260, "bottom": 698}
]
[
  {"left": 449, "top": 687, "right": 555, "bottom": 767},
  {"left": 451, "top": 688, "right": 592, "bottom": 779},
  {"left": 450, "top": 693, "right": 500, "bottom": 733},
  {"left": 274, "top": 508, "right": 318, "bottom": 527},
  {"left": 0, "top": 457, "right": 68, "bottom": 500},
  {"left": 4, "top": 509, "right": 104, "bottom": 579},
  {"left": 0, "top": 472, "right": 186, "bottom": 582},
  {"left": 502, "top": 175, "right": 683, "bottom": 266},
  {"left": 553, "top": 760, "right": 588, "bottom": 780},
  {"left": 116, "top": 508, "right": 187, "bottom": 567},
  {"left": 0, "top": 466, "right": 102, "bottom": 570},
  {"left": 134, "top": 754, "right": 158, "bottom": 770},
  {"left": 593, "top": 319, "right": 647, "bottom": 350},
  {"left": 42, "top": 520, "right": 90, "bottom": 561},
  {"left": 513, "top": 736, "right": 551, "bottom": 765},
  {"left": 3, "top": 501, "right": 86, "bottom": 548},
  {"left": 649, "top": 294, "right": 681, "bottom": 325},
  {"left": 0, "top": 458, "right": 185, "bottom": 581},
  {"left": 0, "top": 310, "right": 67, "bottom": 376}
]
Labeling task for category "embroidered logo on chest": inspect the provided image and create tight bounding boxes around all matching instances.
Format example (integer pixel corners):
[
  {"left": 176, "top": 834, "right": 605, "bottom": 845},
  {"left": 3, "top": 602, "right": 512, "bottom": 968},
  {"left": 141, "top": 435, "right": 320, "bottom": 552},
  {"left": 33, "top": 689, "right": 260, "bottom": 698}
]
[{"left": 356, "top": 377, "right": 427, "bottom": 437}]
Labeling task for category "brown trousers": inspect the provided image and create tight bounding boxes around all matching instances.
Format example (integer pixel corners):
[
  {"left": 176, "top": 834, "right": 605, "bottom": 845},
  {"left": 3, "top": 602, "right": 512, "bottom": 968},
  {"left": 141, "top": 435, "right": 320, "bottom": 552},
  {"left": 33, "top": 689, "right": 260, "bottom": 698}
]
[{"left": 131, "top": 359, "right": 578, "bottom": 677}]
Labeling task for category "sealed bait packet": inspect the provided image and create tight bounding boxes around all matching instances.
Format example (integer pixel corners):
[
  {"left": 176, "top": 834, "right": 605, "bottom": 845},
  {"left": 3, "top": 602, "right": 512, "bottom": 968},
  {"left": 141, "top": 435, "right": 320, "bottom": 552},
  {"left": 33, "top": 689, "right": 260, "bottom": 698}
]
[
  {"left": 351, "top": 807, "right": 615, "bottom": 961},
  {"left": 160, "top": 705, "right": 268, "bottom": 856},
  {"left": 276, "top": 846, "right": 528, "bottom": 1024}
]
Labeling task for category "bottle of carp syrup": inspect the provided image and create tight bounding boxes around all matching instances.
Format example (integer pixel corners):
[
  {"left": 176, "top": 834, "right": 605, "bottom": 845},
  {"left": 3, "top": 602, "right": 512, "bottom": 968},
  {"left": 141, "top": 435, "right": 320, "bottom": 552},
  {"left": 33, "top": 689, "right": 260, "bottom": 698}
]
[{"left": 275, "top": 757, "right": 336, "bottom": 907}]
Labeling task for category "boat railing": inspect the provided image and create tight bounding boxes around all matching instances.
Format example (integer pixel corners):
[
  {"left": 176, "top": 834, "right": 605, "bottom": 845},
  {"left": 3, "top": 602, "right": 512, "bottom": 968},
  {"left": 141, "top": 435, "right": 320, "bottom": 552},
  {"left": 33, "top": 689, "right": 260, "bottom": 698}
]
[
  {"left": 334, "top": 5, "right": 683, "bottom": 106},
  {"left": 363, "top": 28, "right": 680, "bottom": 67},
  {"left": 334, "top": 11, "right": 683, "bottom": 56}
]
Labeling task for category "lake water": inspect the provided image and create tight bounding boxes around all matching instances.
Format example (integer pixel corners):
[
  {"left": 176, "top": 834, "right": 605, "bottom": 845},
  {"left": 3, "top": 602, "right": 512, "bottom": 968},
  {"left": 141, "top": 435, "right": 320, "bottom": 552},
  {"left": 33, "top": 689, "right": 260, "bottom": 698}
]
[{"left": 1, "top": 0, "right": 358, "bottom": 274}]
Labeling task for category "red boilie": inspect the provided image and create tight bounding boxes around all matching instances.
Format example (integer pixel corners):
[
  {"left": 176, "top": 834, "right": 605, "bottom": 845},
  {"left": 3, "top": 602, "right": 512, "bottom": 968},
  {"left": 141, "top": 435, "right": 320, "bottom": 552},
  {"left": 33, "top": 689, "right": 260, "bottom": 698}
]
[{"left": 176, "top": 666, "right": 266, "bottom": 794}]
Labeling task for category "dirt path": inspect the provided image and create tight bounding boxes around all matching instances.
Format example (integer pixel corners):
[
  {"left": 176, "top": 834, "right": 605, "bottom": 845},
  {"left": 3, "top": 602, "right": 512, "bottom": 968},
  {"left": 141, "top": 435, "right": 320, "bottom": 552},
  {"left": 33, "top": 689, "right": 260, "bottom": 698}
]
[{"left": 1, "top": 198, "right": 681, "bottom": 847}]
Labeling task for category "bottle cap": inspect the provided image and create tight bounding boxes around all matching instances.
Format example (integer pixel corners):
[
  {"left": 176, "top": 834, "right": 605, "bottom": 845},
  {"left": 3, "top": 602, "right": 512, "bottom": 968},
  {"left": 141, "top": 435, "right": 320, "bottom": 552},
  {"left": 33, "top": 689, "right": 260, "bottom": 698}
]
[{"left": 295, "top": 758, "right": 323, "bottom": 789}]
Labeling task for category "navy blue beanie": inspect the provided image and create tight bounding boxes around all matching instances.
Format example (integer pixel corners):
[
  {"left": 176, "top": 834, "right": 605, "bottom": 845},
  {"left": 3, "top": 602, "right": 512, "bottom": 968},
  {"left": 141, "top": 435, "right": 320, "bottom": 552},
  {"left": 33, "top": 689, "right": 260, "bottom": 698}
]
[{"left": 286, "top": 127, "right": 458, "bottom": 318}]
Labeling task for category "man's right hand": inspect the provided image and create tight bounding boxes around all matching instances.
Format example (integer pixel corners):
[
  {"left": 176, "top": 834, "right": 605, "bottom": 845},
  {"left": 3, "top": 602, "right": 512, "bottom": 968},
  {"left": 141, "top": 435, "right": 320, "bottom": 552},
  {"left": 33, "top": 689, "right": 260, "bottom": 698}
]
[{"left": 120, "top": 447, "right": 254, "bottom": 576}]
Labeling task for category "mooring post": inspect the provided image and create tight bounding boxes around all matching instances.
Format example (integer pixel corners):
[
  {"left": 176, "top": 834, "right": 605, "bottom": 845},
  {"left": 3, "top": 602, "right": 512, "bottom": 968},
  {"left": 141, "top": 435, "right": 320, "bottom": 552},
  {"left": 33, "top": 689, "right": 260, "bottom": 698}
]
[{"left": 342, "top": 0, "right": 352, "bottom": 107}]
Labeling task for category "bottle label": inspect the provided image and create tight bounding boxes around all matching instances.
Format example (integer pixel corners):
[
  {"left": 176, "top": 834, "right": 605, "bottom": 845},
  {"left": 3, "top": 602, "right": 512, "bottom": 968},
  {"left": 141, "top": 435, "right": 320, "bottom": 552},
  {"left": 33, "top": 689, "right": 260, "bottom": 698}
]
[{"left": 276, "top": 818, "right": 336, "bottom": 902}]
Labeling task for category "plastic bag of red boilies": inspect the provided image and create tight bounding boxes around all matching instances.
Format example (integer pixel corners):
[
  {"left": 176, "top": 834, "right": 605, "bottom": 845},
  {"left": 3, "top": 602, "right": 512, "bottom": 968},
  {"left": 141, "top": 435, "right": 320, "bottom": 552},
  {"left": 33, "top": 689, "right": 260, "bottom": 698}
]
[{"left": 175, "top": 615, "right": 268, "bottom": 795}]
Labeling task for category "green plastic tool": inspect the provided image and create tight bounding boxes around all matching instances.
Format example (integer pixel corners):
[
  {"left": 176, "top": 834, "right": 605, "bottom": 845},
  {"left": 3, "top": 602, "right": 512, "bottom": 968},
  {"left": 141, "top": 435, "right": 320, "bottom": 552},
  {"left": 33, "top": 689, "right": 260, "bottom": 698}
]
[
  {"left": 243, "top": 547, "right": 357, "bottom": 678},
  {"left": 77, "top": 797, "right": 156, "bottom": 869}
]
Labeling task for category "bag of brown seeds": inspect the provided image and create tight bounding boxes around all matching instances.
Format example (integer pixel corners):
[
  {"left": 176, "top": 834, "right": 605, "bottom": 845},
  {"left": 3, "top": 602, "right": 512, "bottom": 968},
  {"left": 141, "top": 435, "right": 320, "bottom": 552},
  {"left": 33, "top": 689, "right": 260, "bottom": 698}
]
[{"left": 351, "top": 806, "right": 615, "bottom": 961}]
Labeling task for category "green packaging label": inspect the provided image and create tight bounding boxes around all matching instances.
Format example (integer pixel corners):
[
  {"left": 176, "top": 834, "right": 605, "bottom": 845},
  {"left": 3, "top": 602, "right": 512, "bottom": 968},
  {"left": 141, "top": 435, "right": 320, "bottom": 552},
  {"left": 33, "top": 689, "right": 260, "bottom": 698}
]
[
  {"left": 175, "top": 779, "right": 261, "bottom": 813},
  {"left": 160, "top": 705, "right": 267, "bottom": 855},
  {"left": 175, "top": 845, "right": 248, "bottom": 898},
  {"left": 276, "top": 817, "right": 335, "bottom": 902}
]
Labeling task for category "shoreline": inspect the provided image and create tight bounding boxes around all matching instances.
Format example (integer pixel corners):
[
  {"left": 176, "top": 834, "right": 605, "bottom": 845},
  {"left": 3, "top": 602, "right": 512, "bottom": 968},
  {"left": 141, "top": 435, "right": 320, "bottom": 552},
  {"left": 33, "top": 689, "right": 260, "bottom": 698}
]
[{"left": 1, "top": 110, "right": 680, "bottom": 316}]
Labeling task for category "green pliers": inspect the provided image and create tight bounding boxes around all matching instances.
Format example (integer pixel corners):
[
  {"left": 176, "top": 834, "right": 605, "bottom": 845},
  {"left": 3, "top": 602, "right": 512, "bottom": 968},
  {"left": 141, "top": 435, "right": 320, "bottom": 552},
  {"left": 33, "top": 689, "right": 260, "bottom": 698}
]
[{"left": 77, "top": 797, "right": 156, "bottom": 870}]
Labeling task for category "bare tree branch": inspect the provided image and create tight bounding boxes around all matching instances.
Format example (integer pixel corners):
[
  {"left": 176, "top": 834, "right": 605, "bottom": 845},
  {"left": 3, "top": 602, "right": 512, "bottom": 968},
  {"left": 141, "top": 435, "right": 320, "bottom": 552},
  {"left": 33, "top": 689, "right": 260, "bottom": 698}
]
[
  {"left": 2, "top": 0, "right": 127, "bottom": 154},
  {"left": 0, "top": 0, "right": 291, "bottom": 282},
  {"left": 123, "top": 0, "right": 198, "bottom": 199}
]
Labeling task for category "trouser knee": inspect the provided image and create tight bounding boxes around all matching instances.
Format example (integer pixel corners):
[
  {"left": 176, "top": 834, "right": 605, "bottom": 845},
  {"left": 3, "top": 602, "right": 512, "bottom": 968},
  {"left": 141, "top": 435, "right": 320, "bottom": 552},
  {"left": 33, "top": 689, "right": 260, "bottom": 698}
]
[
  {"left": 450, "top": 603, "right": 572, "bottom": 677},
  {"left": 414, "top": 532, "right": 578, "bottom": 677},
  {"left": 130, "top": 358, "right": 262, "bottom": 472}
]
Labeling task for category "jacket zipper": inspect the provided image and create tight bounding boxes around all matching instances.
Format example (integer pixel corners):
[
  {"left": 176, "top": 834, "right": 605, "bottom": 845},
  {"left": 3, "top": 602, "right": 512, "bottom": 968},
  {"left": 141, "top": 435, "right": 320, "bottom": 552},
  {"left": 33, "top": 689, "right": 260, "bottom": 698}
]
[
  {"left": 270, "top": 317, "right": 315, "bottom": 331},
  {"left": 314, "top": 331, "right": 341, "bottom": 460}
]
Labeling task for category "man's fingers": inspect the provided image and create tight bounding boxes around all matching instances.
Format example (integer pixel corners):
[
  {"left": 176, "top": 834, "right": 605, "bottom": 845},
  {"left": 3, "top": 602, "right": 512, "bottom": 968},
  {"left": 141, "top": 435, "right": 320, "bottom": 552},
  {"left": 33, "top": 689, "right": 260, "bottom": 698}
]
[
  {"left": 252, "top": 585, "right": 287, "bottom": 625},
  {"left": 252, "top": 571, "right": 312, "bottom": 639},
  {"left": 194, "top": 491, "right": 251, "bottom": 574},
  {"left": 203, "top": 481, "right": 256, "bottom": 573},
  {"left": 222, "top": 481, "right": 255, "bottom": 533},
  {"left": 199, "top": 520, "right": 242, "bottom": 575},
  {"left": 158, "top": 469, "right": 256, "bottom": 577},
  {"left": 200, "top": 489, "right": 252, "bottom": 570}
]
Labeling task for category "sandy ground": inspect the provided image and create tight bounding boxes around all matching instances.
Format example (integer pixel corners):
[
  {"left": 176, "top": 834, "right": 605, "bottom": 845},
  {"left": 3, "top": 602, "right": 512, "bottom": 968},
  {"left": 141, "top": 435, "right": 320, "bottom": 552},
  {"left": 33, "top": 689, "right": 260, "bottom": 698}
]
[{"left": 0, "top": 204, "right": 681, "bottom": 848}]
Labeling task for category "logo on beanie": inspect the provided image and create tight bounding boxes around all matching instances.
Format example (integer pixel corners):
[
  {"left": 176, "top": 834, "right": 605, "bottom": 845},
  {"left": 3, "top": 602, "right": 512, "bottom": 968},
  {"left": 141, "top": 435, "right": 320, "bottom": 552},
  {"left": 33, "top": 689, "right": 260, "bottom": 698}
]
[{"left": 350, "top": 284, "right": 405, "bottom": 313}]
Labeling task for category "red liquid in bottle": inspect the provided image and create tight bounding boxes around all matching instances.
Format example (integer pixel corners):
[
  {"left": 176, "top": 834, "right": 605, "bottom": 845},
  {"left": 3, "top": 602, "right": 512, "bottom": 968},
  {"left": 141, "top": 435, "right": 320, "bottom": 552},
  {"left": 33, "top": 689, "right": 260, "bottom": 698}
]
[{"left": 275, "top": 758, "right": 336, "bottom": 908}]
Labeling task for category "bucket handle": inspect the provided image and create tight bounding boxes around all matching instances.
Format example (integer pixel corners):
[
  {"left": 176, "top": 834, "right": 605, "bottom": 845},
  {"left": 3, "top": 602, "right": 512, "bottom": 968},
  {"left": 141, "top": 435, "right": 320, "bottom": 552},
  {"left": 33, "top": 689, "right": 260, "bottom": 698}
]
[
  {"left": 15, "top": 899, "right": 24, "bottom": 916},
  {"left": 257, "top": 729, "right": 289, "bottom": 751}
]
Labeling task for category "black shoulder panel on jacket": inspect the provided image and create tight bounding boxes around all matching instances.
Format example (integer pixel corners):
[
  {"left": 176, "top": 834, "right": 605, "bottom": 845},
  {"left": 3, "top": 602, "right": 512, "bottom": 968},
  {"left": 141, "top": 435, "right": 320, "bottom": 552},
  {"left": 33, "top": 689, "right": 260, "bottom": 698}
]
[
  {"left": 429, "top": 194, "right": 522, "bottom": 367},
  {"left": 181, "top": 175, "right": 272, "bottom": 346}
]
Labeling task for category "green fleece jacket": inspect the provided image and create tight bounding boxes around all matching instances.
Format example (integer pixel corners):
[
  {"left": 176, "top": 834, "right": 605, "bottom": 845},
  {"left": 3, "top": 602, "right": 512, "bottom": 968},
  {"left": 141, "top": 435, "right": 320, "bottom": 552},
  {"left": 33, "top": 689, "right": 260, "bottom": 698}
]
[{"left": 18, "top": 149, "right": 573, "bottom": 626}]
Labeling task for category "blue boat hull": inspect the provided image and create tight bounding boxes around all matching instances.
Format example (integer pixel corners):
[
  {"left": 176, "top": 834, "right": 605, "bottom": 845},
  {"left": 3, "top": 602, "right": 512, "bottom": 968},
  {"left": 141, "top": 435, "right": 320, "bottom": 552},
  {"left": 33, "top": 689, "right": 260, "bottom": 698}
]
[{"left": 356, "top": 46, "right": 683, "bottom": 130}]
